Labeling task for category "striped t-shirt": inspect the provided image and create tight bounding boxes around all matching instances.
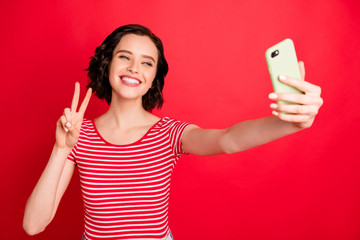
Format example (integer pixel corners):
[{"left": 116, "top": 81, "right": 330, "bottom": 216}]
[{"left": 67, "top": 117, "right": 190, "bottom": 240}]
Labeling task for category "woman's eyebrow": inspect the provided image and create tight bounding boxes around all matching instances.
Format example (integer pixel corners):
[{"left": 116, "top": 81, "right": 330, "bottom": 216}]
[{"left": 115, "top": 49, "right": 156, "bottom": 63}]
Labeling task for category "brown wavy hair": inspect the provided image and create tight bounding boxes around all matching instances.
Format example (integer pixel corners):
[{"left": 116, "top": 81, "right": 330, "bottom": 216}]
[{"left": 86, "top": 24, "right": 169, "bottom": 111}]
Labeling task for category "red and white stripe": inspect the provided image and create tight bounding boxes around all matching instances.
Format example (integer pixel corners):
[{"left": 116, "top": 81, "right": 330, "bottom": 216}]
[{"left": 68, "top": 117, "right": 189, "bottom": 240}]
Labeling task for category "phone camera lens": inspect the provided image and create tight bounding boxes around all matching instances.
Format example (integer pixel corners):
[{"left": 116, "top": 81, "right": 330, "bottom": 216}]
[{"left": 271, "top": 50, "right": 279, "bottom": 58}]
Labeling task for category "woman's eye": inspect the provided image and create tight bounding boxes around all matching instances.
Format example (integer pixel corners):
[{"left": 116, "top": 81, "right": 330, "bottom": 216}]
[
  {"left": 143, "top": 62, "right": 153, "bottom": 67},
  {"left": 119, "top": 55, "right": 130, "bottom": 60}
]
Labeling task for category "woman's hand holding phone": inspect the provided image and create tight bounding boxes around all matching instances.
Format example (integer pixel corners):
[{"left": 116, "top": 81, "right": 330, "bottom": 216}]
[
  {"left": 268, "top": 61, "right": 323, "bottom": 129},
  {"left": 55, "top": 82, "right": 92, "bottom": 149}
]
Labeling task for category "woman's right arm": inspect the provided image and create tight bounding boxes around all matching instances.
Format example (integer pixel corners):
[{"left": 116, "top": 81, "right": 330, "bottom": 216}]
[
  {"left": 23, "top": 83, "right": 92, "bottom": 235},
  {"left": 23, "top": 146, "right": 75, "bottom": 235}
]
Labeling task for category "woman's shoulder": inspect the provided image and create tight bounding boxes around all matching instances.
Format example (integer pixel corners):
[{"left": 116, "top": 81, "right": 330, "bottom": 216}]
[
  {"left": 159, "top": 116, "right": 191, "bottom": 129},
  {"left": 80, "top": 118, "right": 96, "bottom": 131},
  {"left": 82, "top": 118, "right": 94, "bottom": 125}
]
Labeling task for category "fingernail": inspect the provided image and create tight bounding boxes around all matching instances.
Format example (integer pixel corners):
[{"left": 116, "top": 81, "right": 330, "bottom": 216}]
[
  {"left": 269, "top": 93, "right": 278, "bottom": 100},
  {"left": 272, "top": 111, "right": 279, "bottom": 116},
  {"left": 279, "top": 75, "right": 286, "bottom": 81},
  {"left": 270, "top": 103, "right": 277, "bottom": 109},
  {"left": 66, "top": 122, "right": 72, "bottom": 128},
  {"left": 64, "top": 127, "right": 69, "bottom": 132}
]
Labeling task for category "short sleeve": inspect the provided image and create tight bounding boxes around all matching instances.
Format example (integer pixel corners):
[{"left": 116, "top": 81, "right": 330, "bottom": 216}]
[
  {"left": 168, "top": 119, "right": 191, "bottom": 158},
  {"left": 67, "top": 145, "right": 77, "bottom": 165}
]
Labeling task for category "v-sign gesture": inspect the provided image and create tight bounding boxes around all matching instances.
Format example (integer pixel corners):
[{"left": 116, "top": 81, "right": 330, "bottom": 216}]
[{"left": 56, "top": 82, "right": 92, "bottom": 149}]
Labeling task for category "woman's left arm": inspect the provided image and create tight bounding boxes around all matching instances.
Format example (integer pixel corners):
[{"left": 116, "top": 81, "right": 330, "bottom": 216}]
[{"left": 182, "top": 61, "right": 323, "bottom": 156}]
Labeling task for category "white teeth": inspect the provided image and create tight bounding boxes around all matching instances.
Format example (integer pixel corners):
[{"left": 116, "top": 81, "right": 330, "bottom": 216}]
[{"left": 122, "top": 77, "right": 140, "bottom": 84}]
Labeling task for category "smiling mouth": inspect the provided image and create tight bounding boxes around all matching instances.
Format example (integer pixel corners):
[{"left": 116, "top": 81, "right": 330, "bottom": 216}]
[{"left": 121, "top": 76, "right": 141, "bottom": 84}]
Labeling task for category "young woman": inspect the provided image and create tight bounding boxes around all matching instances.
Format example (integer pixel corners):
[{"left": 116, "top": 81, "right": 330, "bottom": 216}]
[{"left": 23, "top": 24, "right": 323, "bottom": 240}]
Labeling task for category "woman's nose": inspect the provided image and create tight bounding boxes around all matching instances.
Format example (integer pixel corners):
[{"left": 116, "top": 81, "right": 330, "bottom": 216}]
[{"left": 127, "top": 61, "right": 139, "bottom": 74}]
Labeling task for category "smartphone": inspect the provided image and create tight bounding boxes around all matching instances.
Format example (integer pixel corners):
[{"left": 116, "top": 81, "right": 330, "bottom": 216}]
[{"left": 265, "top": 38, "right": 304, "bottom": 105}]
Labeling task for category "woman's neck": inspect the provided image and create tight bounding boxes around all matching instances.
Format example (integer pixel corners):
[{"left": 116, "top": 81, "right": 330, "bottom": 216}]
[{"left": 97, "top": 95, "right": 159, "bottom": 130}]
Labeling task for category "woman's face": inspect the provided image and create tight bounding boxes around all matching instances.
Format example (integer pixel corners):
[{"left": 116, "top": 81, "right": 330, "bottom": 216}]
[{"left": 108, "top": 34, "right": 158, "bottom": 103}]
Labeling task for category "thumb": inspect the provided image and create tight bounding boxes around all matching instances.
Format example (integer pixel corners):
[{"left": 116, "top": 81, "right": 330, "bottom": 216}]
[{"left": 298, "top": 61, "right": 305, "bottom": 81}]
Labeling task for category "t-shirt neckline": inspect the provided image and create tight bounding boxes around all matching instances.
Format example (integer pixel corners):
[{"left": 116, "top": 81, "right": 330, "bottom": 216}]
[{"left": 91, "top": 117, "right": 164, "bottom": 147}]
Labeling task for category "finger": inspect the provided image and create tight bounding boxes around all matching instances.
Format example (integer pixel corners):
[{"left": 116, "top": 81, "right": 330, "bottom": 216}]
[
  {"left": 272, "top": 111, "right": 312, "bottom": 123},
  {"left": 59, "top": 115, "right": 69, "bottom": 132},
  {"left": 78, "top": 87, "right": 92, "bottom": 114},
  {"left": 270, "top": 103, "right": 318, "bottom": 115},
  {"left": 71, "top": 82, "right": 80, "bottom": 113},
  {"left": 63, "top": 108, "right": 71, "bottom": 122},
  {"left": 298, "top": 61, "right": 305, "bottom": 81},
  {"left": 278, "top": 75, "right": 321, "bottom": 95},
  {"left": 275, "top": 92, "right": 323, "bottom": 105}
]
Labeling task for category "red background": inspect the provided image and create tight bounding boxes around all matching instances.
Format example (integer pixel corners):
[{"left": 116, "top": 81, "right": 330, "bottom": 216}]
[{"left": 1, "top": 0, "right": 360, "bottom": 239}]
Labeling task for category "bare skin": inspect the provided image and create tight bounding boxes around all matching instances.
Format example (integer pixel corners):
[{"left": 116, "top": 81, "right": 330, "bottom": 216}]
[
  {"left": 182, "top": 61, "right": 323, "bottom": 156},
  {"left": 23, "top": 34, "right": 323, "bottom": 236},
  {"left": 23, "top": 83, "right": 92, "bottom": 235}
]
